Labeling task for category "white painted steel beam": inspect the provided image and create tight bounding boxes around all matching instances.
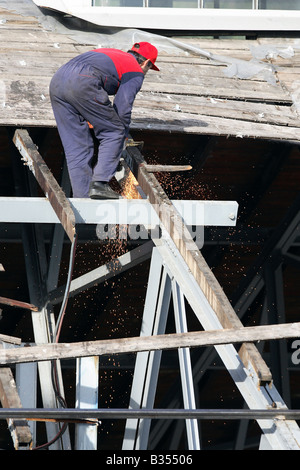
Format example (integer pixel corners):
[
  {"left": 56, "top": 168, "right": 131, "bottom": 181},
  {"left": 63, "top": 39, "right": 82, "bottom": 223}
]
[
  {"left": 32, "top": 2, "right": 300, "bottom": 31},
  {"left": 75, "top": 357, "right": 99, "bottom": 450},
  {"left": 154, "top": 233, "right": 300, "bottom": 450},
  {"left": 0, "top": 197, "right": 238, "bottom": 227}
]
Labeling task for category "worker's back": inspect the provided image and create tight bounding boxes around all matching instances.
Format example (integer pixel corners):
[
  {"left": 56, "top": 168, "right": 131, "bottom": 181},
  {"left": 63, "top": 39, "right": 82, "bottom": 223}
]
[{"left": 61, "top": 48, "right": 144, "bottom": 96}]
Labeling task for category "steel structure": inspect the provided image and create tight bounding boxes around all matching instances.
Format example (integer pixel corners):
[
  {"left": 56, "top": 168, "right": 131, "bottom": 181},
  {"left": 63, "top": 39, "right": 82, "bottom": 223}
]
[{"left": 0, "top": 129, "right": 299, "bottom": 450}]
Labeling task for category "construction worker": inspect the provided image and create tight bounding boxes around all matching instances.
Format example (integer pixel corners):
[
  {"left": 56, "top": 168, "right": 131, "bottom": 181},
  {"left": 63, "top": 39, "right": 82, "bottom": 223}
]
[{"left": 49, "top": 42, "right": 159, "bottom": 199}]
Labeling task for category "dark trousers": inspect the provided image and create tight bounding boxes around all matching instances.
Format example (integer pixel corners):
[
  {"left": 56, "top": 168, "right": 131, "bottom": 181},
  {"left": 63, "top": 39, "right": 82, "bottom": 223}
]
[{"left": 50, "top": 62, "right": 126, "bottom": 197}]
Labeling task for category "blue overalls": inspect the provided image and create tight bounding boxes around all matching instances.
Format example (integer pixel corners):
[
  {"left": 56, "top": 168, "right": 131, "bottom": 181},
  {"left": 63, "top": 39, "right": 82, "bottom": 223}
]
[{"left": 50, "top": 49, "right": 144, "bottom": 197}]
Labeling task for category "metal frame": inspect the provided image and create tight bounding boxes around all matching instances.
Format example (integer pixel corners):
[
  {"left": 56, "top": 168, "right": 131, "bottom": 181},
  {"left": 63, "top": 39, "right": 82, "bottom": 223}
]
[
  {"left": 92, "top": 0, "right": 299, "bottom": 10},
  {"left": 0, "top": 128, "right": 299, "bottom": 450},
  {"left": 9, "top": 133, "right": 72, "bottom": 450},
  {"left": 0, "top": 197, "right": 238, "bottom": 228}
]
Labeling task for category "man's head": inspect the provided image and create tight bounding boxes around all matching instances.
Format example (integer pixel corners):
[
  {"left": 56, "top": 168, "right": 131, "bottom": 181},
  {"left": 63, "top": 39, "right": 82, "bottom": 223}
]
[{"left": 129, "top": 42, "right": 159, "bottom": 74}]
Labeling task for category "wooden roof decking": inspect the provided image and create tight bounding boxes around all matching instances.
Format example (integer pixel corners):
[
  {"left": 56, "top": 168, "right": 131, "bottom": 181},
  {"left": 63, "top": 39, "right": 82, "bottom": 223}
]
[{"left": 0, "top": 5, "right": 299, "bottom": 142}]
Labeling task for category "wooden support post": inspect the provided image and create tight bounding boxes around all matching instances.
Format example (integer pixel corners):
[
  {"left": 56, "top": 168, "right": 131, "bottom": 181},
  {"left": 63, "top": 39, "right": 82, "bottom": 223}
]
[
  {"left": 0, "top": 346, "right": 32, "bottom": 449},
  {"left": 0, "top": 322, "right": 299, "bottom": 366},
  {"left": 13, "top": 129, "right": 76, "bottom": 243},
  {"left": 124, "top": 143, "right": 272, "bottom": 384}
]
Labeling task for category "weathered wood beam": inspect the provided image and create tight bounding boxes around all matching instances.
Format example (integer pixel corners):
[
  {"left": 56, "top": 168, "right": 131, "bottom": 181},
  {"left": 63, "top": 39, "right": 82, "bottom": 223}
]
[
  {"left": 124, "top": 143, "right": 272, "bottom": 384},
  {"left": 0, "top": 322, "right": 299, "bottom": 366},
  {"left": 13, "top": 129, "right": 76, "bottom": 242},
  {"left": 1, "top": 407, "right": 300, "bottom": 422},
  {"left": 0, "top": 296, "right": 38, "bottom": 312},
  {"left": 48, "top": 241, "right": 153, "bottom": 305},
  {"left": 0, "top": 347, "right": 32, "bottom": 449}
]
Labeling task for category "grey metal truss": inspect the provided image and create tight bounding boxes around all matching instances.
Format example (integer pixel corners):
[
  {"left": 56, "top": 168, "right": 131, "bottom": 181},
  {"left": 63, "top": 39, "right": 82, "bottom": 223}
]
[
  {"left": 2, "top": 128, "right": 300, "bottom": 451},
  {"left": 119, "top": 141, "right": 300, "bottom": 451},
  {"left": 122, "top": 229, "right": 300, "bottom": 450}
]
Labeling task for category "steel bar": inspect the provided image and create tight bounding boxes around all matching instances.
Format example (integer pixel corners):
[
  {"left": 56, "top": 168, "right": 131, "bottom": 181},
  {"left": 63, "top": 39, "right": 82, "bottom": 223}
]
[
  {"left": 48, "top": 241, "right": 153, "bottom": 305},
  {"left": 0, "top": 296, "right": 38, "bottom": 312},
  {"left": 0, "top": 322, "right": 300, "bottom": 366},
  {"left": 0, "top": 197, "right": 238, "bottom": 227},
  {"left": 143, "top": 164, "right": 192, "bottom": 172},
  {"left": 13, "top": 129, "right": 76, "bottom": 242},
  {"left": 153, "top": 231, "right": 300, "bottom": 449},
  {"left": 123, "top": 247, "right": 168, "bottom": 450},
  {"left": 0, "top": 333, "right": 21, "bottom": 345},
  {"left": 172, "top": 279, "right": 200, "bottom": 450},
  {"left": 0, "top": 408, "right": 300, "bottom": 421},
  {"left": 0, "top": 349, "right": 32, "bottom": 449}
]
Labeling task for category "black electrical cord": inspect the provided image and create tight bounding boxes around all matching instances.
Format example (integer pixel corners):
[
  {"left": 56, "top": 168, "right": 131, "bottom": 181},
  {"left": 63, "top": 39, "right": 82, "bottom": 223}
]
[{"left": 33, "top": 233, "right": 78, "bottom": 450}]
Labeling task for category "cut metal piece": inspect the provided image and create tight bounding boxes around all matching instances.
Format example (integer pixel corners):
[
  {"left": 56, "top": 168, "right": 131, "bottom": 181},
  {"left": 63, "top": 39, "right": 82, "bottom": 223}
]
[{"left": 0, "top": 197, "right": 238, "bottom": 227}]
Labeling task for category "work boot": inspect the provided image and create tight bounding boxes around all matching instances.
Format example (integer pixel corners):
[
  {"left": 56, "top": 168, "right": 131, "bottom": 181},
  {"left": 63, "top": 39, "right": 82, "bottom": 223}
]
[{"left": 89, "top": 181, "right": 121, "bottom": 199}]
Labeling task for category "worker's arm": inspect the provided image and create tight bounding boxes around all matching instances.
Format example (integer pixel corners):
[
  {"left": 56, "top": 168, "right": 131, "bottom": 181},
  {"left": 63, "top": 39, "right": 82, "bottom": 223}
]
[{"left": 113, "top": 73, "right": 144, "bottom": 137}]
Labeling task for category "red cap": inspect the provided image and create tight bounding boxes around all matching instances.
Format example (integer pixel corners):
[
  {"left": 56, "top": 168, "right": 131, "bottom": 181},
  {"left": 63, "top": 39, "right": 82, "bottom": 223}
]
[{"left": 131, "top": 42, "right": 159, "bottom": 71}]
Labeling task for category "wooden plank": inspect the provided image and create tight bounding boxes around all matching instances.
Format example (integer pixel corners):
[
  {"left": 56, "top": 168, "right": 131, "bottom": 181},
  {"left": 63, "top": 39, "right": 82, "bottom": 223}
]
[
  {"left": 0, "top": 296, "right": 38, "bottom": 311},
  {"left": 13, "top": 129, "right": 76, "bottom": 242},
  {"left": 141, "top": 79, "right": 291, "bottom": 103},
  {"left": 0, "top": 333, "right": 21, "bottom": 346},
  {"left": 0, "top": 6, "right": 296, "bottom": 141},
  {"left": 0, "top": 29, "right": 77, "bottom": 44},
  {"left": 180, "top": 38, "right": 258, "bottom": 50},
  {"left": 0, "top": 322, "right": 299, "bottom": 366}
]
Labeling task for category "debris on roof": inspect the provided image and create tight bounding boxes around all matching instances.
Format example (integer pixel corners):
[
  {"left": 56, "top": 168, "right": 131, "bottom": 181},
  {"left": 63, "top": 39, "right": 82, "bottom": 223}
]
[{"left": 0, "top": 3, "right": 299, "bottom": 142}]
